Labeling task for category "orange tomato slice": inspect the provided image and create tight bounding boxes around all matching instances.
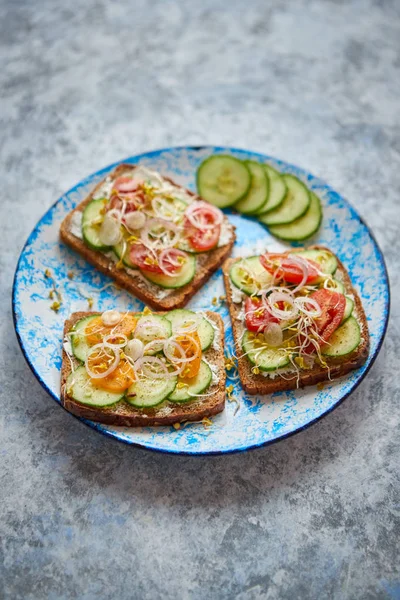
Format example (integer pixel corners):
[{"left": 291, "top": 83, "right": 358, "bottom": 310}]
[
  {"left": 89, "top": 358, "right": 135, "bottom": 393},
  {"left": 176, "top": 332, "right": 201, "bottom": 379},
  {"left": 85, "top": 314, "right": 137, "bottom": 346}
]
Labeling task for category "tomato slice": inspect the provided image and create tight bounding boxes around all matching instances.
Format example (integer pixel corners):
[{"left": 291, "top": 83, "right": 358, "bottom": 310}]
[
  {"left": 260, "top": 252, "right": 320, "bottom": 284},
  {"left": 176, "top": 332, "right": 201, "bottom": 379},
  {"left": 90, "top": 358, "right": 136, "bottom": 392},
  {"left": 113, "top": 176, "right": 139, "bottom": 193},
  {"left": 129, "top": 244, "right": 163, "bottom": 273},
  {"left": 310, "top": 289, "right": 346, "bottom": 344},
  {"left": 244, "top": 296, "right": 277, "bottom": 333},
  {"left": 84, "top": 314, "right": 138, "bottom": 346},
  {"left": 187, "top": 225, "right": 221, "bottom": 251},
  {"left": 184, "top": 203, "right": 223, "bottom": 251}
]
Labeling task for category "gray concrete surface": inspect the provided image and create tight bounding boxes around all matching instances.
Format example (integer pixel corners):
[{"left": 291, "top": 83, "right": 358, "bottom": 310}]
[{"left": 1, "top": 0, "right": 399, "bottom": 598}]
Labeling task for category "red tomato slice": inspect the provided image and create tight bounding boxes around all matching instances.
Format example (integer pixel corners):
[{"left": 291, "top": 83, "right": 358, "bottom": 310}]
[
  {"left": 260, "top": 253, "right": 320, "bottom": 284},
  {"left": 129, "top": 244, "right": 163, "bottom": 273},
  {"left": 244, "top": 296, "right": 277, "bottom": 333},
  {"left": 113, "top": 177, "right": 139, "bottom": 193},
  {"left": 129, "top": 245, "right": 187, "bottom": 274},
  {"left": 187, "top": 225, "right": 221, "bottom": 251},
  {"left": 184, "top": 203, "right": 223, "bottom": 251},
  {"left": 310, "top": 289, "right": 346, "bottom": 344}
]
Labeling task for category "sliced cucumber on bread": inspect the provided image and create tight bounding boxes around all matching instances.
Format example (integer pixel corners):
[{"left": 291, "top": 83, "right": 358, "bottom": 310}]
[
  {"left": 242, "top": 331, "right": 290, "bottom": 371},
  {"left": 168, "top": 361, "right": 212, "bottom": 403},
  {"left": 126, "top": 376, "right": 178, "bottom": 408},
  {"left": 70, "top": 315, "right": 99, "bottom": 362},
  {"left": 66, "top": 366, "right": 124, "bottom": 407},
  {"left": 164, "top": 309, "right": 215, "bottom": 350},
  {"left": 322, "top": 316, "right": 361, "bottom": 357},
  {"left": 82, "top": 198, "right": 109, "bottom": 250},
  {"left": 141, "top": 253, "right": 196, "bottom": 289}
]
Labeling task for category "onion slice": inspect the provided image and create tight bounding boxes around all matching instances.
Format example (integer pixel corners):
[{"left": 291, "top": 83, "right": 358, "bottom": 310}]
[
  {"left": 85, "top": 344, "right": 120, "bottom": 379},
  {"left": 184, "top": 201, "right": 223, "bottom": 230}
]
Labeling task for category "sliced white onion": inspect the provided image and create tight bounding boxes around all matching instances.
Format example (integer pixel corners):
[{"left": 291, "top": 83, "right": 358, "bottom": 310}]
[
  {"left": 143, "top": 339, "right": 165, "bottom": 354},
  {"left": 140, "top": 218, "right": 180, "bottom": 249},
  {"left": 267, "top": 291, "right": 299, "bottom": 321},
  {"left": 263, "top": 323, "right": 283, "bottom": 347},
  {"left": 125, "top": 339, "right": 144, "bottom": 362},
  {"left": 185, "top": 201, "right": 223, "bottom": 230},
  {"left": 103, "top": 333, "right": 128, "bottom": 348},
  {"left": 163, "top": 336, "right": 200, "bottom": 364},
  {"left": 98, "top": 213, "right": 122, "bottom": 246},
  {"left": 135, "top": 356, "right": 172, "bottom": 380},
  {"left": 85, "top": 344, "right": 120, "bottom": 379},
  {"left": 295, "top": 296, "right": 322, "bottom": 318},
  {"left": 286, "top": 255, "right": 309, "bottom": 293},
  {"left": 124, "top": 211, "right": 146, "bottom": 231},
  {"left": 134, "top": 318, "right": 167, "bottom": 342},
  {"left": 101, "top": 309, "right": 122, "bottom": 327},
  {"left": 158, "top": 248, "right": 187, "bottom": 277},
  {"left": 174, "top": 315, "right": 201, "bottom": 335}
]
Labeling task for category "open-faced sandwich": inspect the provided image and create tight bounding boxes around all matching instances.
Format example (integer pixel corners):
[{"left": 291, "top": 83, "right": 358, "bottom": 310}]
[
  {"left": 60, "top": 164, "right": 236, "bottom": 310},
  {"left": 61, "top": 308, "right": 225, "bottom": 426},
  {"left": 223, "top": 246, "right": 369, "bottom": 394}
]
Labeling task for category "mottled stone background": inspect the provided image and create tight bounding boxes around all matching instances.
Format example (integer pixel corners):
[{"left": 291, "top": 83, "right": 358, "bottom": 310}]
[{"left": 1, "top": 0, "right": 399, "bottom": 598}]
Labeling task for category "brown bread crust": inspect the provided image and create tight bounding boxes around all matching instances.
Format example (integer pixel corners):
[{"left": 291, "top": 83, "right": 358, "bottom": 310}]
[
  {"left": 223, "top": 246, "right": 370, "bottom": 395},
  {"left": 60, "top": 311, "right": 226, "bottom": 426},
  {"left": 59, "top": 164, "right": 236, "bottom": 310}
]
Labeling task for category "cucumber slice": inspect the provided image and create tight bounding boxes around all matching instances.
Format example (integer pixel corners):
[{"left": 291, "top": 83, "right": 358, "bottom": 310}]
[
  {"left": 242, "top": 331, "right": 290, "bottom": 371},
  {"left": 322, "top": 316, "right": 361, "bottom": 357},
  {"left": 268, "top": 192, "right": 322, "bottom": 241},
  {"left": 113, "top": 239, "right": 135, "bottom": 268},
  {"left": 259, "top": 175, "right": 310, "bottom": 226},
  {"left": 141, "top": 253, "right": 196, "bottom": 289},
  {"left": 133, "top": 315, "right": 172, "bottom": 353},
  {"left": 164, "top": 309, "right": 215, "bottom": 351},
  {"left": 126, "top": 376, "right": 178, "bottom": 408},
  {"left": 197, "top": 155, "right": 251, "bottom": 208},
  {"left": 292, "top": 248, "right": 337, "bottom": 275},
  {"left": 168, "top": 361, "right": 212, "bottom": 403},
  {"left": 323, "top": 278, "right": 345, "bottom": 294},
  {"left": 342, "top": 296, "right": 354, "bottom": 323},
  {"left": 235, "top": 161, "right": 269, "bottom": 214},
  {"left": 66, "top": 366, "right": 124, "bottom": 407},
  {"left": 70, "top": 315, "right": 99, "bottom": 362},
  {"left": 255, "top": 164, "right": 287, "bottom": 215},
  {"left": 229, "top": 256, "right": 273, "bottom": 296},
  {"left": 82, "top": 198, "right": 110, "bottom": 250}
]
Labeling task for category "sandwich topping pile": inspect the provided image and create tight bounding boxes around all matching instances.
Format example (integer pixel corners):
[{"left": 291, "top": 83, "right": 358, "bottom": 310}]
[
  {"left": 227, "top": 248, "right": 364, "bottom": 381},
  {"left": 63, "top": 308, "right": 221, "bottom": 412},
  {"left": 68, "top": 166, "right": 232, "bottom": 296}
]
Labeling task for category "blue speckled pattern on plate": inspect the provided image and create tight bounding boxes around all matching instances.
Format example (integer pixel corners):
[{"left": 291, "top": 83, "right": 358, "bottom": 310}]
[{"left": 12, "top": 146, "right": 390, "bottom": 455}]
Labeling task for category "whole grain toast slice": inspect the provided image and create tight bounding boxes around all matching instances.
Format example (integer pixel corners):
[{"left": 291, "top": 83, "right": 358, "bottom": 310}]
[
  {"left": 223, "top": 245, "right": 370, "bottom": 395},
  {"left": 60, "top": 311, "right": 226, "bottom": 427},
  {"left": 60, "top": 164, "right": 236, "bottom": 311}
]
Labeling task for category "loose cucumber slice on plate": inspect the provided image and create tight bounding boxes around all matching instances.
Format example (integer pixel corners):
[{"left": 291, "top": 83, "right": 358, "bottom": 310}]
[
  {"left": 168, "top": 361, "right": 212, "bottom": 403},
  {"left": 113, "top": 239, "right": 135, "bottom": 268},
  {"left": 133, "top": 315, "right": 172, "bottom": 353},
  {"left": 235, "top": 160, "right": 269, "bottom": 215},
  {"left": 70, "top": 315, "right": 99, "bottom": 362},
  {"left": 164, "top": 309, "right": 215, "bottom": 351},
  {"left": 197, "top": 155, "right": 251, "bottom": 208},
  {"left": 242, "top": 331, "right": 290, "bottom": 371},
  {"left": 141, "top": 253, "right": 196, "bottom": 289},
  {"left": 268, "top": 192, "right": 322, "bottom": 241},
  {"left": 342, "top": 297, "right": 354, "bottom": 322},
  {"left": 82, "top": 198, "right": 110, "bottom": 250},
  {"left": 259, "top": 174, "right": 310, "bottom": 226},
  {"left": 126, "top": 376, "right": 178, "bottom": 408},
  {"left": 322, "top": 316, "right": 361, "bottom": 357},
  {"left": 66, "top": 366, "right": 124, "bottom": 407},
  {"left": 255, "top": 164, "right": 287, "bottom": 215},
  {"left": 291, "top": 248, "right": 338, "bottom": 275},
  {"left": 229, "top": 256, "right": 273, "bottom": 296}
]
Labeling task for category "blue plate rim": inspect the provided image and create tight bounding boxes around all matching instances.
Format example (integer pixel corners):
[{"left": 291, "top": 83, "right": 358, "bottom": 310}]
[{"left": 12, "top": 145, "right": 391, "bottom": 456}]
